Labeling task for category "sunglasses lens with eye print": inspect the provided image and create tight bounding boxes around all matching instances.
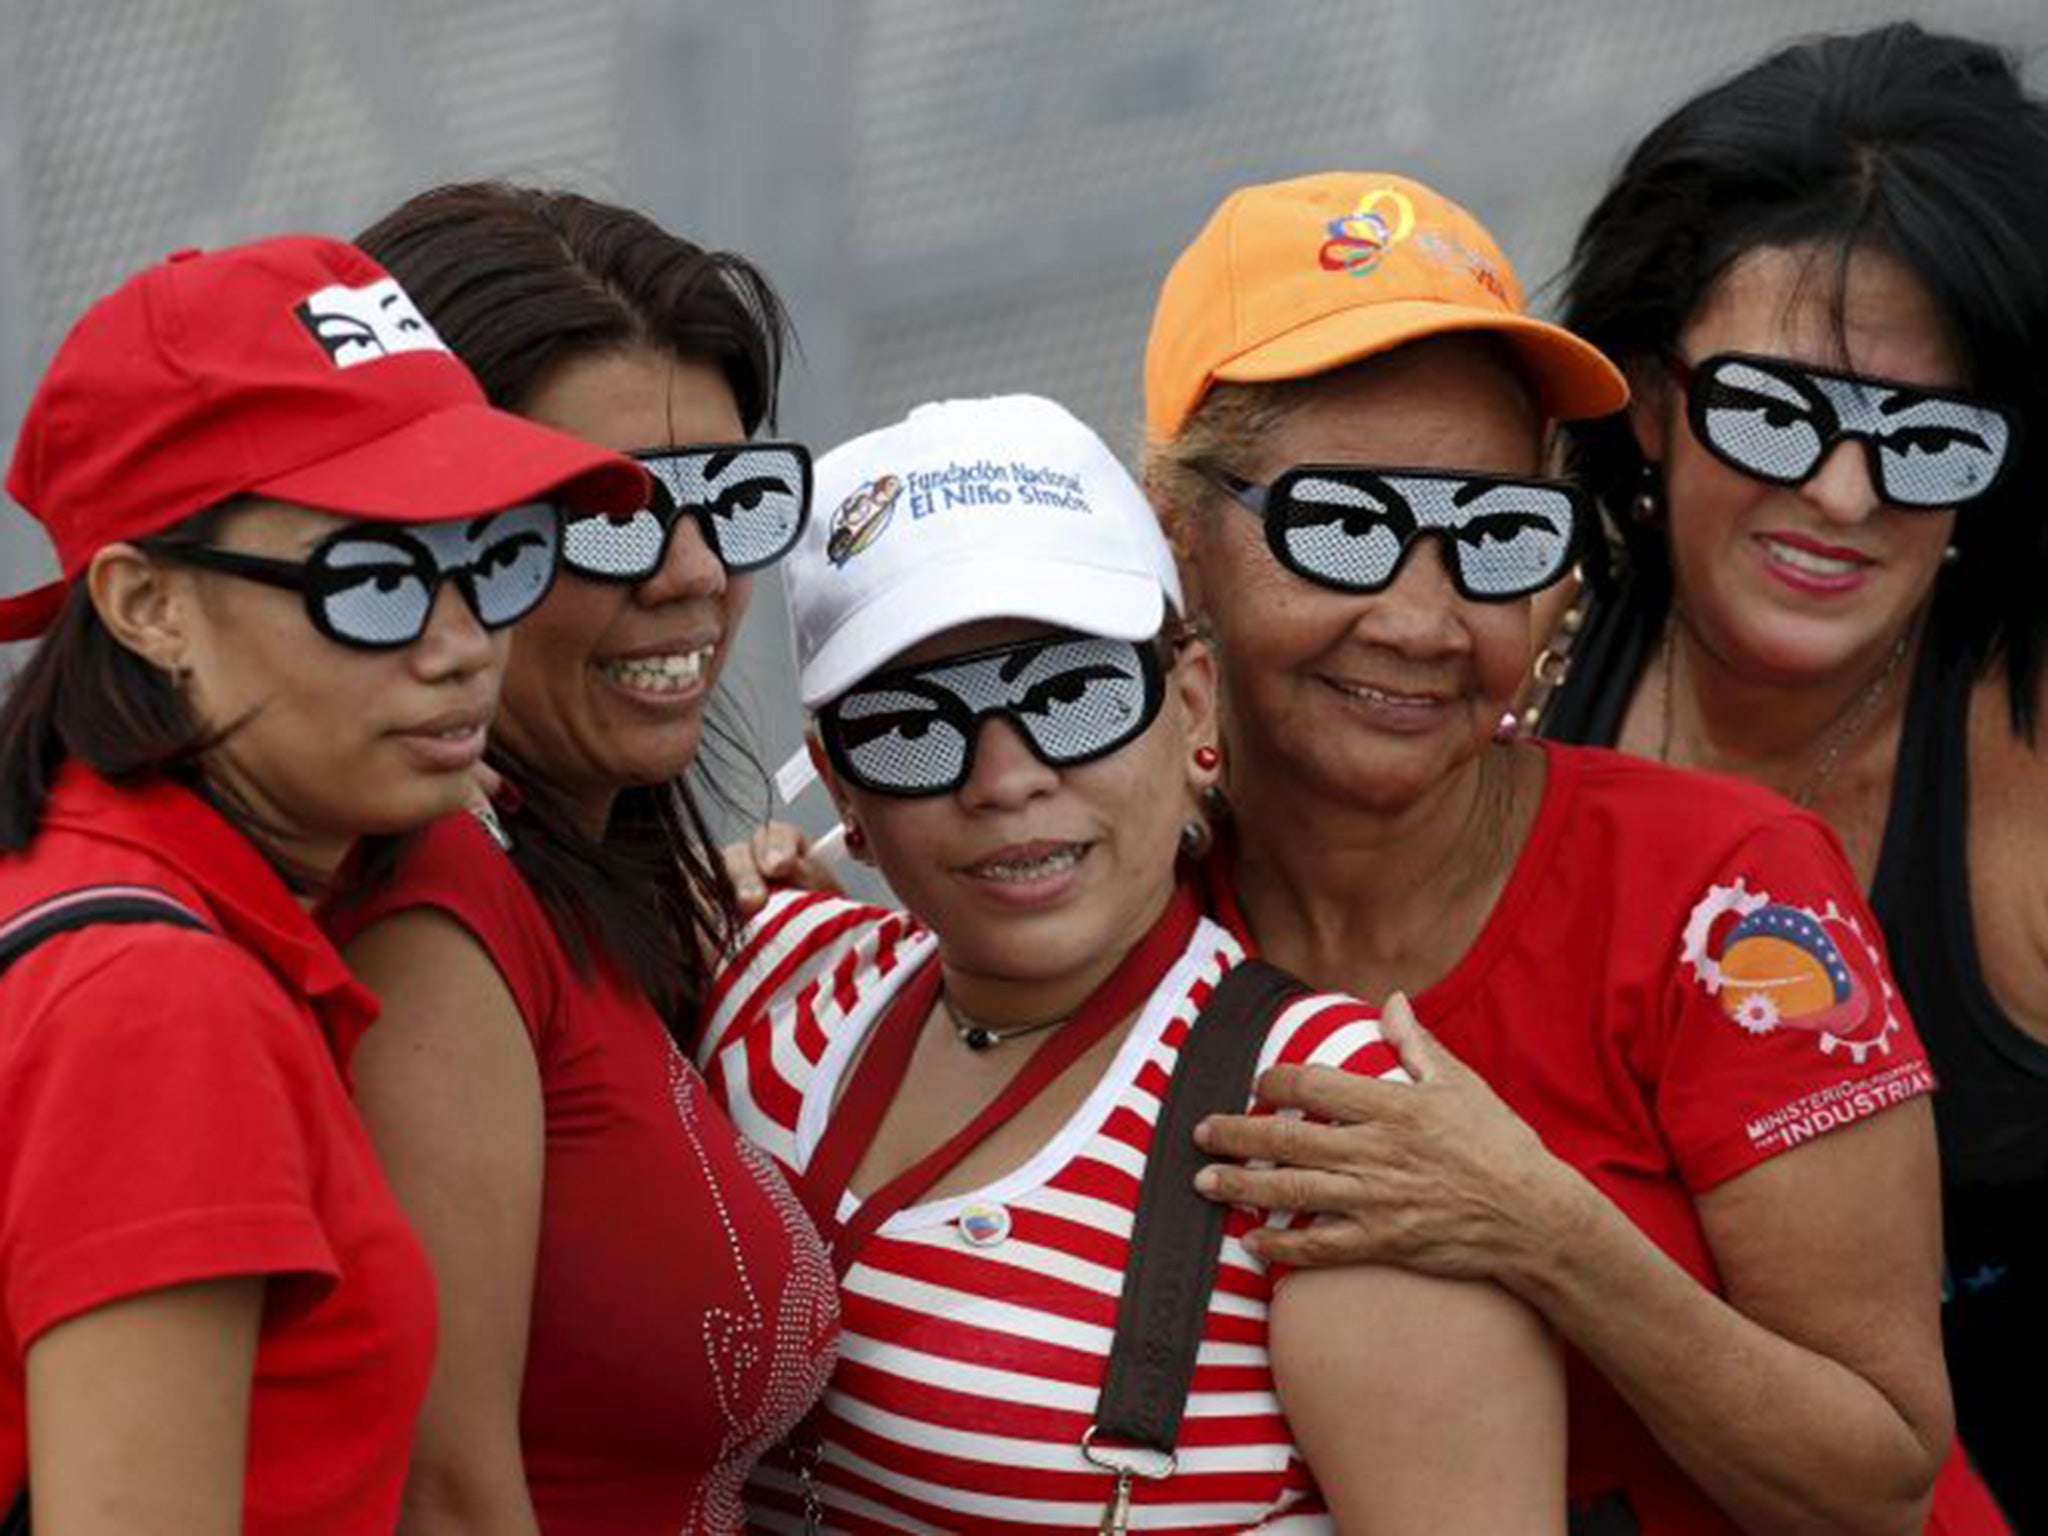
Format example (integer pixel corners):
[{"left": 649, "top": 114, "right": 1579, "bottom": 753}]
[
  {"left": 1271, "top": 475, "right": 1410, "bottom": 591},
  {"left": 821, "top": 636, "right": 1164, "bottom": 796},
  {"left": 1692, "top": 358, "right": 1828, "bottom": 483},
  {"left": 1872, "top": 402, "right": 2012, "bottom": 508},
  {"left": 565, "top": 443, "right": 812, "bottom": 580},
  {"left": 831, "top": 687, "right": 971, "bottom": 795},
  {"left": 1444, "top": 485, "right": 1578, "bottom": 597},
  {"left": 1263, "top": 468, "right": 1580, "bottom": 601},
  {"left": 1688, "top": 353, "right": 2016, "bottom": 510},
  {"left": 315, "top": 539, "right": 437, "bottom": 647},
  {"left": 562, "top": 506, "right": 668, "bottom": 581},
  {"left": 449, "top": 501, "right": 562, "bottom": 626}
]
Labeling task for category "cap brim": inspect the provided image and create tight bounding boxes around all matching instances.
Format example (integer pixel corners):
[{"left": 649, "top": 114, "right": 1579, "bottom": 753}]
[
  {"left": 253, "top": 401, "right": 649, "bottom": 522},
  {"left": 797, "top": 556, "right": 1166, "bottom": 709},
  {"left": 1215, "top": 301, "right": 1629, "bottom": 422}
]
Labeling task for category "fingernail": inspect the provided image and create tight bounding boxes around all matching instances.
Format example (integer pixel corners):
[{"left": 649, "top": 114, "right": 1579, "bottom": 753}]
[
  {"left": 1192, "top": 1117, "right": 1213, "bottom": 1147},
  {"left": 1194, "top": 1166, "right": 1219, "bottom": 1194}
]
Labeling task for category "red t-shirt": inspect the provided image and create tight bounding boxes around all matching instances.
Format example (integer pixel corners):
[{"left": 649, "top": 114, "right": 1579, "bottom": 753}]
[
  {"left": 0, "top": 762, "right": 436, "bottom": 1535},
  {"left": 329, "top": 811, "right": 838, "bottom": 1535},
  {"left": 1208, "top": 743, "right": 1953, "bottom": 1535}
]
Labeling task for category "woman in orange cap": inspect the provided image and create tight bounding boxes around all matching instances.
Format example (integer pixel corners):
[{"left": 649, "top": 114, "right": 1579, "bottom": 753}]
[
  {"left": 0, "top": 238, "right": 645, "bottom": 1533},
  {"left": 1146, "top": 172, "right": 1967, "bottom": 1532}
]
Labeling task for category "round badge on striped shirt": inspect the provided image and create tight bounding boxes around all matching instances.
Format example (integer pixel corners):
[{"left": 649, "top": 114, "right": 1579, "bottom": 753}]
[{"left": 957, "top": 1202, "right": 1012, "bottom": 1247}]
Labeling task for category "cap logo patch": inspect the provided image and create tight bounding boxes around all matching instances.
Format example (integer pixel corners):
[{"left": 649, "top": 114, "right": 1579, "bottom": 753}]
[
  {"left": 295, "top": 278, "right": 449, "bottom": 368},
  {"left": 826, "top": 474, "right": 903, "bottom": 566},
  {"left": 1318, "top": 188, "right": 1415, "bottom": 276}
]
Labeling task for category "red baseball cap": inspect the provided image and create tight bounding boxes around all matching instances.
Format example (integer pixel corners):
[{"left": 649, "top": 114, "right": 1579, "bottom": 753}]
[{"left": 1, "top": 235, "right": 651, "bottom": 640}]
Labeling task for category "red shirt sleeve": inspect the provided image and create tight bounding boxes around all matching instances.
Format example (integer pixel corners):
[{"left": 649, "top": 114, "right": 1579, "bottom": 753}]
[
  {"left": 1652, "top": 813, "right": 1936, "bottom": 1192},
  {"left": 1, "top": 927, "right": 344, "bottom": 1349}
]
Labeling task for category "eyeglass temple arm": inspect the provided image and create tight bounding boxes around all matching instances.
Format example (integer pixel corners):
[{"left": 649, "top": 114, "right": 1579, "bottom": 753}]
[
  {"left": 1201, "top": 465, "right": 1269, "bottom": 516},
  {"left": 160, "top": 545, "right": 311, "bottom": 593}
]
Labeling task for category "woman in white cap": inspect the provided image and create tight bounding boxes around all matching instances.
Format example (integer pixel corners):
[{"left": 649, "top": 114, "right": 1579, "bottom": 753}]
[
  {"left": 1149, "top": 174, "right": 1968, "bottom": 1532},
  {"left": 0, "top": 238, "right": 645, "bottom": 1534},
  {"left": 702, "top": 393, "right": 1564, "bottom": 1532}
]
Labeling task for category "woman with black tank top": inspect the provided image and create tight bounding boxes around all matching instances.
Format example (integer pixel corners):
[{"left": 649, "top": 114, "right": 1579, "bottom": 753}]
[{"left": 1533, "top": 25, "right": 2048, "bottom": 1527}]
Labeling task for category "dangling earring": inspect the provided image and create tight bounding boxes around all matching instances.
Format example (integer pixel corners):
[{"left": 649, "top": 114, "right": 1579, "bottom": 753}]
[
  {"left": 1942, "top": 544, "right": 1961, "bottom": 567},
  {"left": 1177, "top": 814, "right": 1213, "bottom": 861},
  {"left": 1632, "top": 462, "right": 1664, "bottom": 527}
]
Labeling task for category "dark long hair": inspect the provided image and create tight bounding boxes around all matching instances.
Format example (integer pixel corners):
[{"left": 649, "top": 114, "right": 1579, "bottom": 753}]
[
  {"left": 355, "top": 182, "right": 794, "bottom": 1028},
  {"left": 1559, "top": 22, "right": 2048, "bottom": 738}
]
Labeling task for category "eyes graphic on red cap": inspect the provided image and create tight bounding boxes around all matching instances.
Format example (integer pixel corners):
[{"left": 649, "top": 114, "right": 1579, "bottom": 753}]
[{"left": 294, "top": 278, "right": 448, "bottom": 369}]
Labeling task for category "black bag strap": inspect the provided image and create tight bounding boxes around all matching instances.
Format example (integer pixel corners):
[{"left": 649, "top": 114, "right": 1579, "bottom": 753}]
[
  {"left": 1088, "top": 958, "right": 1307, "bottom": 1468},
  {"left": 0, "top": 885, "right": 209, "bottom": 977},
  {"left": 0, "top": 884, "right": 212, "bottom": 1536}
]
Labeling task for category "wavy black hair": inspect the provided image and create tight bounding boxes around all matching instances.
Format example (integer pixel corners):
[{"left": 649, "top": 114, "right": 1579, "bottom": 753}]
[
  {"left": 354, "top": 182, "right": 795, "bottom": 1030},
  {"left": 1559, "top": 22, "right": 2048, "bottom": 737}
]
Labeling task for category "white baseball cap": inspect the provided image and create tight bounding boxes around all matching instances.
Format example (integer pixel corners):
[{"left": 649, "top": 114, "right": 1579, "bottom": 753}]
[{"left": 786, "top": 394, "right": 1184, "bottom": 707}]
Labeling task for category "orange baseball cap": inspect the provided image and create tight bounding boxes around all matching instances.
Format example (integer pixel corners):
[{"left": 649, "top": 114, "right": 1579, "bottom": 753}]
[{"left": 1144, "top": 171, "right": 1628, "bottom": 440}]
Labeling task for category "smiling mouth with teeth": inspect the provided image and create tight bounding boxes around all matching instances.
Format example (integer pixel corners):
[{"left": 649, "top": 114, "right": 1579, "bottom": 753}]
[
  {"left": 599, "top": 649, "right": 710, "bottom": 694},
  {"left": 1327, "top": 678, "right": 1443, "bottom": 708},
  {"left": 1759, "top": 537, "right": 1869, "bottom": 577},
  {"left": 968, "top": 844, "right": 1088, "bottom": 882}
]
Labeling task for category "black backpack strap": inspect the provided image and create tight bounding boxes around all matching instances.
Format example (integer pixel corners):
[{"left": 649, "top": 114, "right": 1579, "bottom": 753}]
[
  {"left": 0, "top": 884, "right": 210, "bottom": 1535},
  {"left": 0, "top": 885, "right": 210, "bottom": 977},
  {"left": 1083, "top": 958, "right": 1307, "bottom": 1520}
]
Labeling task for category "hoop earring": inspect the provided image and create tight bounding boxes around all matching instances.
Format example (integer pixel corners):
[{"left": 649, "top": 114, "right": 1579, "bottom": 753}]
[{"left": 1632, "top": 462, "right": 1664, "bottom": 527}]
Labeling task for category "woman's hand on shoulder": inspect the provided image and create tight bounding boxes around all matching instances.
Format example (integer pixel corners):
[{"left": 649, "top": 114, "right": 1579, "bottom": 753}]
[
  {"left": 1193, "top": 994, "right": 1594, "bottom": 1286},
  {"left": 723, "top": 820, "right": 846, "bottom": 917}
]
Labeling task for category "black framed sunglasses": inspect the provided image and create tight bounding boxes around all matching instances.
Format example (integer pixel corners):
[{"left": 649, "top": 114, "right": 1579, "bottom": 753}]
[
  {"left": 163, "top": 501, "right": 561, "bottom": 650},
  {"left": 1672, "top": 352, "right": 2016, "bottom": 510},
  {"left": 1206, "top": 464, "right": 1586, "bottom": 601},
  {"left": 561, "top": 442, "right": 812, "bottom": 581},
  {"left": 816, "top": 634, "right": 1167, "bottom": 798}
]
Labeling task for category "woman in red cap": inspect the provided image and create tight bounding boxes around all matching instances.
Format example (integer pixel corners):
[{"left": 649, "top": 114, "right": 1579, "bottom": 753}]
[
  {"left": 0, "top": 236, "right": 645, "bottom": 1535},
  {"left": 1140, "top": 172, "right": 1973, "bottom": 1532},
  {"left": 325, "top": 185, "right": 838, "bottom": 1536}
]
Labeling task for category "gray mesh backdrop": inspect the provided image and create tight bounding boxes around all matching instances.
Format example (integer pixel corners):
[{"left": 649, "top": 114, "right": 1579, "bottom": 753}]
[{"left": 3, "top": 0, "right": 2044, "bottom": 833}]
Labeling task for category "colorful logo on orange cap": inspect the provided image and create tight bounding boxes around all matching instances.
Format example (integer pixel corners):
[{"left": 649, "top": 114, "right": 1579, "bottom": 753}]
[
  {"left": 1318, "top": 188, "right": 1416, "bottom": 277},
  {"left": 826, "top": 474, "right": 903, "bottom": 566}
]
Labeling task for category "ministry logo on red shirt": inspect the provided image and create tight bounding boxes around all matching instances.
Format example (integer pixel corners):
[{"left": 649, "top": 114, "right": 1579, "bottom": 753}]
[{"left": 1681, "top": 878, "right": 1902, "bottom": 1065}]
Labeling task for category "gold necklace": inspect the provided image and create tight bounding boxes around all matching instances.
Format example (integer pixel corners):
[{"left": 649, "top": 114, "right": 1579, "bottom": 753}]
[{"left": 1657, "top": 624, "right": 1910, "bottom": 807}]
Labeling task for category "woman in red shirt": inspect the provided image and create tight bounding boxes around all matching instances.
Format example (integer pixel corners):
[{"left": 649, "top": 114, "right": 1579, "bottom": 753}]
[
  {"left": 326, "top": 185, "right": 839, "bottom": 1535},
  {"left": 0, "top": 237, "right": 645, "bottom": 1534}
]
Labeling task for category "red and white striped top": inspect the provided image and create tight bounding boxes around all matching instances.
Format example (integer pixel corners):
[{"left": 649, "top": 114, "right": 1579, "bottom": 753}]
[{"left": 700, "top": 890, "right": 1406, "bottom": 1533}]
